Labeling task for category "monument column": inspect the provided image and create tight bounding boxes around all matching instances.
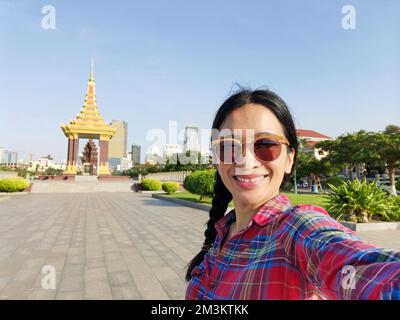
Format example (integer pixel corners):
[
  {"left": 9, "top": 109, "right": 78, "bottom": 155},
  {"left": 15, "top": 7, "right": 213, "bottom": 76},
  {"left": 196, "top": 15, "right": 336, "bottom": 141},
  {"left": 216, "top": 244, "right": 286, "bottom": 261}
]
[
  {"left": 65, "top": 135, "right": 77, "bottom": 174},
  {"left": 65, "top": 134, "right": 78, "bottom": 174},
  {"left": 66, "top": 137, "right": 71, "bottom": 167},
  {"left": 99, "top": 135, "right": 111, "bottom": 175},
  {"left": 72, "top": 135, "right": 79, "bottom": 168}
]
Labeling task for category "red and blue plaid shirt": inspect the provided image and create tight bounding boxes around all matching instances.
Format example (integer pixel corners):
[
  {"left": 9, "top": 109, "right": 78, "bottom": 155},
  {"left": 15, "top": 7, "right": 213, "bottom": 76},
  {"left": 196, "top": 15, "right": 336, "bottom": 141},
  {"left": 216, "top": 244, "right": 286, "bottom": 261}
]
[{"left": 185, "top": 194, "right": 400, "bottom": 300}]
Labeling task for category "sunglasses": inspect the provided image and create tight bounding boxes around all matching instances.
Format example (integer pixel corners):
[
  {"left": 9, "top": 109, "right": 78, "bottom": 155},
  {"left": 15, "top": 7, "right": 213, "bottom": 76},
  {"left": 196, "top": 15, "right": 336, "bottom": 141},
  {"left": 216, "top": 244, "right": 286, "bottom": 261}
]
[{"left": 212, "top": 132, "right": 290, "bottom": 164}]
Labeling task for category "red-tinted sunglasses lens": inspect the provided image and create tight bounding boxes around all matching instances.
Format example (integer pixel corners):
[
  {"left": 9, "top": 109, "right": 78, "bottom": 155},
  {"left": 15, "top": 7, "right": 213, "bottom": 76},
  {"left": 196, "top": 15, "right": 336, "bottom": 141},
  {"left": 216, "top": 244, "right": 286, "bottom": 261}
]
[{"left": 254, "top": 138, "right": 282, "bottom": 161}]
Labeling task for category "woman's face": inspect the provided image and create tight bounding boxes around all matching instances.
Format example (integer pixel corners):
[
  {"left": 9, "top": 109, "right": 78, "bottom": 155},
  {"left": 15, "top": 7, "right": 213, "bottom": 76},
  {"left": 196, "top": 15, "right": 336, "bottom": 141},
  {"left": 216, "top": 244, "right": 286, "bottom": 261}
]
[{"left": 217, "top": 103, "right": 295, "bottom": 209}]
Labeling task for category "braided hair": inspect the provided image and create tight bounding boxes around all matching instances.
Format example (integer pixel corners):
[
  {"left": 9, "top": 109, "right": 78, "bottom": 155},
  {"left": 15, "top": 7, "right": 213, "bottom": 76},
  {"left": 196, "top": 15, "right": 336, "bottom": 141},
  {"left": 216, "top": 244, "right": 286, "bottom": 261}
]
[
  {"left": 185, "top": 87, "right": 298, "bottom": 282},
  {"left": 184, "top": 171, "right": 232, "bottom": 282}
]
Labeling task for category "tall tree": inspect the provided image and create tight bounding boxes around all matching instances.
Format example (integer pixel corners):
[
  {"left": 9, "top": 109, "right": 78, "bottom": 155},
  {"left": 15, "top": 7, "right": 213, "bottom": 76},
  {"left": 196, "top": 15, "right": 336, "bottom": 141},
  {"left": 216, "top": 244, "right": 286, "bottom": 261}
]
[
  {"left": 370, "top": 125, "right": 400, "bottom": 195},
  {"left": 296, "top": 144, "right": 333, "bottom": 191},
  {"left": 316, "top": 131, "right": 378, "bottom": 179}
]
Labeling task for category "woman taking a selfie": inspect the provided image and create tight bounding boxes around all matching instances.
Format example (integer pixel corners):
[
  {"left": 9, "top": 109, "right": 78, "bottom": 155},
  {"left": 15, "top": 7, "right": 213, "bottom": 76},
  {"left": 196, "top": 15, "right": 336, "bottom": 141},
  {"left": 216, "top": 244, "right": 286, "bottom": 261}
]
[{"left": 185, "top": 88, "right": 400, "bottom": 300}]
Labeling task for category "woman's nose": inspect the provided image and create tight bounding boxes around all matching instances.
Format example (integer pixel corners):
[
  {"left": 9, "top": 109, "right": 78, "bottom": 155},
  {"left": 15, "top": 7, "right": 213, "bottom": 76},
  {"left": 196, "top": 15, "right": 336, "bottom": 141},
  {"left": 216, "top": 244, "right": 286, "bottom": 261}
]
[{"left": 235, "top": 144, "right": 259, "bottom": 169}]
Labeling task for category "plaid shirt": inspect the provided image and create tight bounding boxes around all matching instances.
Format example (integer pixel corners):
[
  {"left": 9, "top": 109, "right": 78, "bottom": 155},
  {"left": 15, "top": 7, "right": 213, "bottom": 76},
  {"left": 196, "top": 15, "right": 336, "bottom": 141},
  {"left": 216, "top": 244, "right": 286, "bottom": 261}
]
[{"left": 185, "top": 194, "right": 400, "bottom": 300}]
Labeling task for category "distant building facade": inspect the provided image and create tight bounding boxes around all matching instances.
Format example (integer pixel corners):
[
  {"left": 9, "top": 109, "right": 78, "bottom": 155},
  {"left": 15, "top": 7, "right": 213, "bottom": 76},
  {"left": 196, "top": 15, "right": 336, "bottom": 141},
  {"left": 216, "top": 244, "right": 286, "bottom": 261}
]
[
  {"left": 131, "top": 144, "right": 141, "bottom": 165},
  {"left": 163, "top": 144, "right": 182, "bottom": 162},
  {"left": 0, "top": 148, "right": 18, "bottom": 165},
  {"left": 109, "top": 120, "right": 128, "bottom": 159},
  {"left": 296, "top": 129, "right": 333, "bottom": 160},
  {"left": 184, "top": 126, "right": 200, "bottom": 153},
  {"left": 145, "top": 145, "right": 162, "bottom": 165},
  {"left": 27, "top": 157, "right": 66, "bottom": 172},
  {"left": 109, "top": 157, "right": 132, "bottom": 172}
]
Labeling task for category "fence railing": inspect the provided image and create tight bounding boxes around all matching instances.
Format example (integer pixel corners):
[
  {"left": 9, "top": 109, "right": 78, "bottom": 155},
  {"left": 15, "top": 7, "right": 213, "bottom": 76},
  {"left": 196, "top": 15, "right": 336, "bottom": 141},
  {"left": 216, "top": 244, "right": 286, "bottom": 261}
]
[{"left": 144, "top": 171, "right": 190, "bottom": 183}]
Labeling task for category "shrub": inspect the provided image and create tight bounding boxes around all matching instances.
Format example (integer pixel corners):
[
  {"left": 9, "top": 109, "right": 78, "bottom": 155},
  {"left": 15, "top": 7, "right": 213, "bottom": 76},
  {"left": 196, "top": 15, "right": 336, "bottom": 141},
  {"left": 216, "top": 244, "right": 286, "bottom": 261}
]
[
  {"left": 387, "top": 196, "right": 400, "bottom": 221},
  {"left": 183, "top": 172, "right": 195, "bottom": 194},
  {"left": 162, "top": 181, "right": 180, "bottom": 194},
  {"left": 0, "top": 177, "right": 30, "bottom": 192},
  {"left": 183, "top": 169, "right": 216, "bottom": 200},
  {"left": 17, "top": 168, "right": 28, "bottom": 179},
  {"left": 396, "top": 179, "right": 400, "bottom": 192},
  {"left": 140, "top": 178, "right": 162, "bottom": 191},
  {"left": 44, "top": 168, "right": 64, "bottom": 176},
  {"left": 324, "top": 178, "right": 392, "bottom": 223},
  {"left": 325, "top": 176, "right": 347, "bottom": 189}
]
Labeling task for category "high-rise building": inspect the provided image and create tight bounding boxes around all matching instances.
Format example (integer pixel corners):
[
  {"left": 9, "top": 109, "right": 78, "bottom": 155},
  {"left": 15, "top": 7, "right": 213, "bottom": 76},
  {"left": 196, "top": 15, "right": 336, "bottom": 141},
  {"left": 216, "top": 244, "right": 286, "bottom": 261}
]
[
  {"left": 131, "top": 144, "right": 141, "bottom": 165},
  {"left": 183, "top": 126, "right": 200, "bottom": 153},
  {"left": 0, "top": 148, "right": 5, "bottom": 164},
  {"left": 0, "top": 148, "right": 18, "bottom": 164},
  {"left": 9, "top": 152, "right": 18, "bottom": 164},
  {"left": 108, "top": 120, "right": 128, "bottom": 159}
]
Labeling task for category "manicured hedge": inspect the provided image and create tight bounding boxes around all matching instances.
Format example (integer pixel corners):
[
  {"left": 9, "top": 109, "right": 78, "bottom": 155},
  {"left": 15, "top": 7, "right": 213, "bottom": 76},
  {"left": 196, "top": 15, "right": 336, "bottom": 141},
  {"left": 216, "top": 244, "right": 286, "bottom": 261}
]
[
  {"left": 183, "top": 169, "right": 215, "bottom": 200},
  {"left": 141, "top": 178, "right": 162, "bottom": 191},
  {"left": 162, "top": 181, "right": 180, "bottom": 194},
  {"left": 0, "top": 177, "right": 30, "bottom": 192}
]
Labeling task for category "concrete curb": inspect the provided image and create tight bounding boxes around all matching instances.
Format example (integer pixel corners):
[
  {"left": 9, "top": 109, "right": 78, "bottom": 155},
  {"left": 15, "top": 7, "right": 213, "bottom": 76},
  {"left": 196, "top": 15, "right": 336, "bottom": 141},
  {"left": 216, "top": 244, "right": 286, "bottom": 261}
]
[
  {"left": 139, "top": 190, "right": 184, "bottom": 194},
  {"left": 139, "top": 190, "right": 167, "bottom": 194},
  {"left": 0, "top": 192, "right": 29, "bottom": 196},
  {"left": 152, "top": 194, "right": 212, "bottom": 212},
  {"left": 340, "top": 221, "right": 400, "bottom": 231}
]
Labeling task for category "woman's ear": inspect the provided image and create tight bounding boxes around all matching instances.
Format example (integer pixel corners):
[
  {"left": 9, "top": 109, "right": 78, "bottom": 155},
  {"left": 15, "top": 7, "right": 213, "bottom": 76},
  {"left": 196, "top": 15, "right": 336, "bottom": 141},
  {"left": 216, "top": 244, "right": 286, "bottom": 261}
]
[{"left": 285, "top": 147, "right": 295, "bottom": 175}]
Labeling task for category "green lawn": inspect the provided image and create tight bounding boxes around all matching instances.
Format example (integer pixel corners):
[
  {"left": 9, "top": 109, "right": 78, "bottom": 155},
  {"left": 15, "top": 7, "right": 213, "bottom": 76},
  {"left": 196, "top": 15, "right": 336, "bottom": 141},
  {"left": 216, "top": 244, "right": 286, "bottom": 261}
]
[
  {"left": 284, "top": 192, "right": 328, "bottom": 209},
  {"left": 165, "top": 191, "right": 328, "bottom": 209}
]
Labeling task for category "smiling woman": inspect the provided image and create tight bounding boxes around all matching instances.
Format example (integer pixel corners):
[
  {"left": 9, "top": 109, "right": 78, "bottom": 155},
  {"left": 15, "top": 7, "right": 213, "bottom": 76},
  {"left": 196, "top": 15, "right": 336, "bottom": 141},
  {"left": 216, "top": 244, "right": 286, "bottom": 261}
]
[{"left": 184, "top": 88, "right": 400, "bottom": 300}]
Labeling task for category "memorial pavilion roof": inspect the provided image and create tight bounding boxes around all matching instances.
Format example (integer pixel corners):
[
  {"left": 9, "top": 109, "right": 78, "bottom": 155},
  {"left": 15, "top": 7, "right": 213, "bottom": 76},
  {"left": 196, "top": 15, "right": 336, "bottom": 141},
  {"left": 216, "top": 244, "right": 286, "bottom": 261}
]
[{"left": 61, "top": 60, "right": 115, "bottom": 138}]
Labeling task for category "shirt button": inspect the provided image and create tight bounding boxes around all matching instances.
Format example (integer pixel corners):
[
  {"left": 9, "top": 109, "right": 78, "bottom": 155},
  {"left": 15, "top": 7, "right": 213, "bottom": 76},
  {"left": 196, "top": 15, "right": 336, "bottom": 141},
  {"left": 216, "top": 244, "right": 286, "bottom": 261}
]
[{"left": 209, "top": 281, "right": 215, "bottom": 289}]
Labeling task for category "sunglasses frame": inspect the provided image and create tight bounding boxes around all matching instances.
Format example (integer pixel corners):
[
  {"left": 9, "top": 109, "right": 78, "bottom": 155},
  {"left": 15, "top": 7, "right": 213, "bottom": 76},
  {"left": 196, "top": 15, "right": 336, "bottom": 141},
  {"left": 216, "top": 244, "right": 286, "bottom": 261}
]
[{"left": 211, "top": 132, "right": 290, "bottom": 164}]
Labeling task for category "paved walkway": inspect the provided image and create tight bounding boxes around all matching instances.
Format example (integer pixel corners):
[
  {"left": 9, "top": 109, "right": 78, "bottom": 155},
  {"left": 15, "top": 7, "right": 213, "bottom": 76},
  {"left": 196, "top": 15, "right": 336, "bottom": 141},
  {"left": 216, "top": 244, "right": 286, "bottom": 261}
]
[
  {"left": 0, "top": 193, "right": 399, "bottom": 300},
  {"left": 0, "top": 193, "right": 209, "bottom": 299}
]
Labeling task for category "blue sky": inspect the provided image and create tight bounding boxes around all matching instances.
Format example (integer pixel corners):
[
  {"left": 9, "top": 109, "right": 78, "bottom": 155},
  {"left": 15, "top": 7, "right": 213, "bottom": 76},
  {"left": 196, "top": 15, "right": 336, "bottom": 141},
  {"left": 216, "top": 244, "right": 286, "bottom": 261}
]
[{"left": 1, "top": 0, "right": 399, "bottom": 162}]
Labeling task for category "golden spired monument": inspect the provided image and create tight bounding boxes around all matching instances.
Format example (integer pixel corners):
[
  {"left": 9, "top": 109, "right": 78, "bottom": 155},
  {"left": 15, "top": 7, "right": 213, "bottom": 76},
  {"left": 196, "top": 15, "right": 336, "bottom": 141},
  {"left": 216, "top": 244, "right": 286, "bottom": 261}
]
[{"left": 61, "top": 60, "right": 116, "bottom": 176}]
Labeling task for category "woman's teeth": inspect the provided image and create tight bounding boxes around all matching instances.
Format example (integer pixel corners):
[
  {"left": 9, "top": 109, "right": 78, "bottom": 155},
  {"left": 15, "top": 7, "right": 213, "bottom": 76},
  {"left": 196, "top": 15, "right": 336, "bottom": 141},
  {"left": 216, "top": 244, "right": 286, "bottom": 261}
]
[{"left": 235, "top": 175, "right": 266, "bottom": 183}]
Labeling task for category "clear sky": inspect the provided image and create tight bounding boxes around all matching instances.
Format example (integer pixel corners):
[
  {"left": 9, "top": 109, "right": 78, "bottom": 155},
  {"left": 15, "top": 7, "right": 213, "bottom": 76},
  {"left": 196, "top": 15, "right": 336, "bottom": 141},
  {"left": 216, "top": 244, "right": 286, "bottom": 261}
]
[{"left": 1, "top": 0, "right": 399, "bottom": 162}]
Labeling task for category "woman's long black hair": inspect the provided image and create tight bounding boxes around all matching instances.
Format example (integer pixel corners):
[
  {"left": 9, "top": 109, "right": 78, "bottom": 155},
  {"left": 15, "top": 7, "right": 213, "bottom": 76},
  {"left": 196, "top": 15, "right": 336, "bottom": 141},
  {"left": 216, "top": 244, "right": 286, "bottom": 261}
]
[{"left": 184, "top": 87, "right": 299, "bottom": 282}]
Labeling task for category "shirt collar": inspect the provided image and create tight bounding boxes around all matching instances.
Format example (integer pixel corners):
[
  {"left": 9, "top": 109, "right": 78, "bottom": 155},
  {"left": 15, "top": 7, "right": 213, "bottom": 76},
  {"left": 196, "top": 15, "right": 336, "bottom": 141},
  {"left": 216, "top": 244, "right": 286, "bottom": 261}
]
[
  {"left": 251, "top": 193, "right": 292, "bottom": 227},
  {"left": 214, "top": 193, "right": 292, "bottom": 237}
]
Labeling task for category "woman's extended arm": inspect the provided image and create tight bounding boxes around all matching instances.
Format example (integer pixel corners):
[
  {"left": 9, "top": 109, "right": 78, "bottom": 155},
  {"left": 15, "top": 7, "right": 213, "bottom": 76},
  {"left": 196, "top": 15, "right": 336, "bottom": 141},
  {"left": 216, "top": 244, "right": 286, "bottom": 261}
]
[{"left": 280, "top": 207, "right": 400, "bottom": 299}]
